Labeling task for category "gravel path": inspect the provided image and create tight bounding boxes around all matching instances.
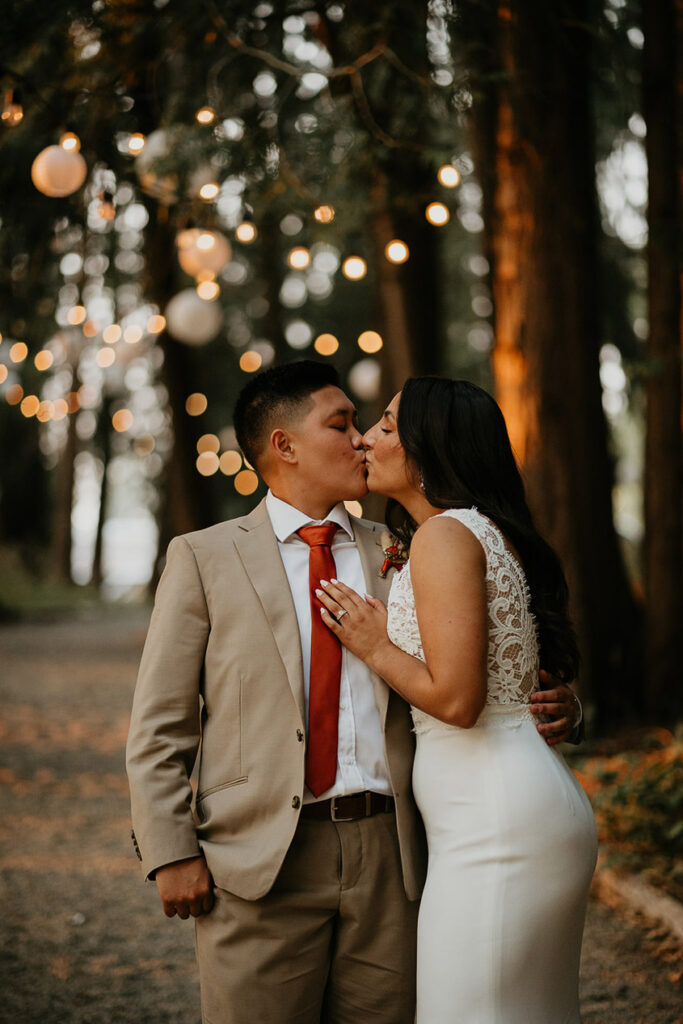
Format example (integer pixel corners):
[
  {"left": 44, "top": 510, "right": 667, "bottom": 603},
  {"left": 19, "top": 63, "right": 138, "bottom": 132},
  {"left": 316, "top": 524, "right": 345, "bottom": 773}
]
[{"left": 1, "top": 609, "right": 681, "bottom": 1024}]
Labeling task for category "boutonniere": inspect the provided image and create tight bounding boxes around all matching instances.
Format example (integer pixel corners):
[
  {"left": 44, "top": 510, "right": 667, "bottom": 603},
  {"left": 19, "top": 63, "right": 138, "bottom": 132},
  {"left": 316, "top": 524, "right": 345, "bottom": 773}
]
[{"left": 379, "top": 530, "right": 409, "bottom": 577}]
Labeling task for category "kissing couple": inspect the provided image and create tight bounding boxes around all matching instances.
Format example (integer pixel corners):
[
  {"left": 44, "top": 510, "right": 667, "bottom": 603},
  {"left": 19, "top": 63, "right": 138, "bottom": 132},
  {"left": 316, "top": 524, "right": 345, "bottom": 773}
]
[{"left": 127, "top": 359, "right": 597, "bottom": 1023}]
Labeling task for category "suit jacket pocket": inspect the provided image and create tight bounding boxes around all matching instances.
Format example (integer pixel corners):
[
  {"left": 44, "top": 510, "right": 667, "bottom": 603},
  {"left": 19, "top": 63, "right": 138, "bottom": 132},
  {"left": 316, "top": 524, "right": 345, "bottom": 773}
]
[{"left": 198, "top": 672, "right": 244, "bottom": 792}]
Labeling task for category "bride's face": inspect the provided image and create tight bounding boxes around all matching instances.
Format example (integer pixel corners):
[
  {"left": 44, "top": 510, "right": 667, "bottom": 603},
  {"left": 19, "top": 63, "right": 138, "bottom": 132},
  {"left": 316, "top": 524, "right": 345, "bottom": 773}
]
[{"left": 362, "top": 392, "right": 415, "bottom": 499}]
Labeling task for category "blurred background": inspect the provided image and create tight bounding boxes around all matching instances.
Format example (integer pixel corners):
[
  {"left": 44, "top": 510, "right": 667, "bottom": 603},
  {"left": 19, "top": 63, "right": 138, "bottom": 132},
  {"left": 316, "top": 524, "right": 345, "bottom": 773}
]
[
  {"left": 0, "top": 5, "right": 682, "bottom": 1018},
  {"left": 0, "top": 5, "right": 681, "bottom": 770}
]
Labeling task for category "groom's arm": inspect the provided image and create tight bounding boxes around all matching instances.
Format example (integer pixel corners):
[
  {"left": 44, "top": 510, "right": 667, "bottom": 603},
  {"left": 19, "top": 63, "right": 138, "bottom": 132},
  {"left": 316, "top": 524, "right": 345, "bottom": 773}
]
[
  {"left": 126, "top": 536, "right": 209, "bottom": 886},
  {"left": 529, "top": 671, "right": 583, "bottom": 746}
]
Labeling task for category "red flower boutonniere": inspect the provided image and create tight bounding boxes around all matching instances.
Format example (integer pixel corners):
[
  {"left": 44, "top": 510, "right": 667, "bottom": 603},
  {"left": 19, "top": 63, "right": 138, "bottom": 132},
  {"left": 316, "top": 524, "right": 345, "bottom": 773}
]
[{"left": 378, "top": 530, "right": 409, "bottom": 578}]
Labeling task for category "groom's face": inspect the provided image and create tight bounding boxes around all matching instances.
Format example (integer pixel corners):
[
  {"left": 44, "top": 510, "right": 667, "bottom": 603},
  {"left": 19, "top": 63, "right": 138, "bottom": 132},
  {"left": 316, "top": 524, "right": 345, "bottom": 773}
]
[{"left": 289, "top": 385, "right": 368, "bottom": 505}]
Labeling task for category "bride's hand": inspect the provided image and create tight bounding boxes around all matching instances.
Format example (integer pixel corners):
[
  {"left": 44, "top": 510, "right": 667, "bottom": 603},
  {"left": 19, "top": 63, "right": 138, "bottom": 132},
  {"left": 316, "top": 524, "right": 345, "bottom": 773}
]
[{"left": 317, "top": 579, "right": 390, "bottom": 664}]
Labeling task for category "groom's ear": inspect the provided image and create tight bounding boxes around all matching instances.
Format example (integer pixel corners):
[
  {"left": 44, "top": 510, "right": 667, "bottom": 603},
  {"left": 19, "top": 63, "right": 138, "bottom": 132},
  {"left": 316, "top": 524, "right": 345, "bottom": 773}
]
[{"left": 270, "top": 428, "right": 297, "bottom": 465}]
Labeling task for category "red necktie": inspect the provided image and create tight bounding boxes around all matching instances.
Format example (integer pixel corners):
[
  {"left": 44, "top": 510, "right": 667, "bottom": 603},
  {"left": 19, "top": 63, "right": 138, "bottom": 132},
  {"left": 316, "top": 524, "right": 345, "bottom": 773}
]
[{"left": 297, "top": 524, "right": 342, "bottom": 797}]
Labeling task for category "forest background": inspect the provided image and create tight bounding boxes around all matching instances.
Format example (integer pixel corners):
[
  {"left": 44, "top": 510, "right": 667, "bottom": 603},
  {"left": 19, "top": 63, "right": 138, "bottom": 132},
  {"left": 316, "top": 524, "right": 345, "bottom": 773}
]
[{"left": 0, "top": 1, "right": 681, "bottom": 896}]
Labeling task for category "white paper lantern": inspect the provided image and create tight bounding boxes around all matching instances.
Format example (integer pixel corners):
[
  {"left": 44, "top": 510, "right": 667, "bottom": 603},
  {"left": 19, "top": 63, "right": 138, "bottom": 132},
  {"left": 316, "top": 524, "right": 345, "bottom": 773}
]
[
  {"left": 165, "top": 289, "right": 222, "bottom": 345},
  {"left": 348, "top": 358, "right": 381, "bottom": 401},
  {"left": 176, "top": 228, "right": 231, "bottom": 278},
  {"left": 31, "top": 145, "right": 87, "bottom": 197}
]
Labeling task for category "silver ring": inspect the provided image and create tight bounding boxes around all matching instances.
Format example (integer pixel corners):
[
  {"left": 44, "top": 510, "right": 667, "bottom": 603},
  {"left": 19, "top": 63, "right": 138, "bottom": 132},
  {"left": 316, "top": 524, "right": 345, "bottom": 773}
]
[{"left": 336, "top": 608, "right": 349, "bottom": 621}]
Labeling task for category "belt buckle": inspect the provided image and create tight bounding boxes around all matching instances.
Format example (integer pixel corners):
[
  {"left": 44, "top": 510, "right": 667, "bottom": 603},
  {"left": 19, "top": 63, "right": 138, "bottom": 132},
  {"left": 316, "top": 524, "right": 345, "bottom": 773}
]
[{"left": 330, "top": 792, "right": 372, "bottom": 822}]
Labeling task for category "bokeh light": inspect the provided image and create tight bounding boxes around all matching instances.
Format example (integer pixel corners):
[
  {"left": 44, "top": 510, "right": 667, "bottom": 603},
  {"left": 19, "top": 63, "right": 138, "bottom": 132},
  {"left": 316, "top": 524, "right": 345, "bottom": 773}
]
[
  {"left": 20, "top": 394, "right": 39, "bottom": 417},
  {"left": 124, "top": 325, "right": 143, "bottom": 344},
  {"left": 425, "top": 202, "right": 450, "bottom": 226},
  {"left": 199, "top": 182, "right": 220, "bottom": 201},
  {"left": 68, "top": 305, "right": 87, "bottom": 325},
  {"left": 314, "top": 333, "right": 339, "bottom": 356},
  {"left": 384, "top": 240, "right": 409, "bottom": 264},
  {"left": 342, "top": 256, "right": 367, "bottom": 281},
  {"left": 236, "top": 221, "right": 258, "bottom": 243},
  {"left": 240, "top": 350, "right": 263, "bottom": 373},
  {"left": 314, "top": 205, "right": 335, "bottom": 223},
  {"left": 234, "top": 469, "right": 259, "bottom": 495},
  {"left": 219, "top": 450, "right": 242, "bottom": 475},
  {"left": 288, "top": 246, "right": 311, "bottom": 270},
  {"left": 147, "top": 314, "right": 166, "bottom": 334},
  {"left": 103, "top": 324, "right": 122, "bottom": 344},
  {"left": 9, "top": 342, "right": 28, "bottom": 363},
  {"left": 96, "top": 348, "right": 116, "bottom": 367},
  {"left": 196, "top": 106, "right": 215, "bottom": 125},
  {"left": 197, "top": 279, "right": 220, "bottom": 300},
  {"left": 186, "top": 392, "right": 208, "bottom": 416},
  {"left": 197, "top": 433, "right": 220, "bottom": 454},
  {"left": 344, "top": 500, "right": 363, "bottom": 517},
  {"left": 112, "top": 409, "right": 133, "bottom": 432},
  {"left": 197, "top": 451, "right": 220, "bottom": 476},
  {"left": 358, "top": 330, "right": 383, "bottom": 353},
  {"left": 128, "top": 132, "right": 146, "bottom": 154},
  {"left": 437, "top": 165, "right": 461, "bottom": 188},
  {"left": 34, "top": 350, "right": 54, "bottom": 371}
]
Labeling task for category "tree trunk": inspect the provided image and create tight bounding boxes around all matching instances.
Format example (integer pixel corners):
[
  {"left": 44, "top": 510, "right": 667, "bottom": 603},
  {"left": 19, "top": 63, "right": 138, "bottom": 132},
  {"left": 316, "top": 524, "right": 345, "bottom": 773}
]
[
  {"left": 51, "top": 405, "right": 78, "bottom": 583},
  {"left": 482, "top": 0, "right": 641, "bottom": 723},
  {"left": 642, "top": 0, "right": 682, "bottom": 718},
  {"left": 143, "top": 211, "right": 215, "bottom": 571}
]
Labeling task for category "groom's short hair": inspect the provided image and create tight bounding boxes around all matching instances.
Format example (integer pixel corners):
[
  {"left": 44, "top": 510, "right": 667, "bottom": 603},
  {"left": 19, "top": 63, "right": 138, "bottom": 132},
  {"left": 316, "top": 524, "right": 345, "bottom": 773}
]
[{"left": 234, "top": 360, "right": 340, "bottom": 471}]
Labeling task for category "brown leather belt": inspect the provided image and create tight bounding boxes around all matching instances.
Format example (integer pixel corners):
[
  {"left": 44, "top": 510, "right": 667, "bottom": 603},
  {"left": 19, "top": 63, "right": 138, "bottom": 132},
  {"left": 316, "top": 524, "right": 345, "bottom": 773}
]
[{"left": 300, "top": 791, "right": 395, "bottom": 823}]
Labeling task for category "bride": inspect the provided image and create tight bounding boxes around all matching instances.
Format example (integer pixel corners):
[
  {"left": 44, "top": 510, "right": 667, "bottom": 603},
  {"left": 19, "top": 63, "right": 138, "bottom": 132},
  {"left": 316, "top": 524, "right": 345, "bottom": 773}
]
[{"left": 317, "top": 377, "right": 597, "bottom": 1023}]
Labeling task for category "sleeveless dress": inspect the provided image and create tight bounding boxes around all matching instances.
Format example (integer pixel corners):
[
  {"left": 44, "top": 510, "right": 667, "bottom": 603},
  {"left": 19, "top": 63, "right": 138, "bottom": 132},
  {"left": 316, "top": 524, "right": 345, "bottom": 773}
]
[{"left": 386, "top": 508, "right": 597, "bottom": 1024}]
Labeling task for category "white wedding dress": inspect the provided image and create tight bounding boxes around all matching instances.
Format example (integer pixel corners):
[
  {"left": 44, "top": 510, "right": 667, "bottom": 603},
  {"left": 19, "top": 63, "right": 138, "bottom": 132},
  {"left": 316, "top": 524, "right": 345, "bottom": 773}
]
[{"left": 387, "top": 508, "right": 597, "bottom": 1024}]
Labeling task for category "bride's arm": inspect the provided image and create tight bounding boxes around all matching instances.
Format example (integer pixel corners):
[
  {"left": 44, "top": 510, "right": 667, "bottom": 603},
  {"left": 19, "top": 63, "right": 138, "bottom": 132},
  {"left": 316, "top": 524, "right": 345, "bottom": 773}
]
[{"left": 319, "top": 516, "right": 488, "bottom": 728}]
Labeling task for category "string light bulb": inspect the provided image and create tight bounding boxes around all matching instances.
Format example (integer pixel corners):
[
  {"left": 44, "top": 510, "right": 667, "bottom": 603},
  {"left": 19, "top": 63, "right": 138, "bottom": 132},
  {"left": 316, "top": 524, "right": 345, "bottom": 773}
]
[
  {"left": 2, "top": 89, "right": 23, "bottom": 126},
  {"left": 437, "top": 165, "right": 461, "bottom": 188},
  {"left": 199, "top": 182, "right": 220, "bottom": 201},
  {"left": 128, "top": 132, "right": 146, "bottom": 154},
  {"left": 288, "top": 247, "right": 311, "bottom": 270},
  {"left": 196, "top": 106, "right": 216, "bottom": 125},
  {"left": 236, "top": 221, "right": 258, "bottom": 244},
  {"left": 425, "top": 202, "right": 450, "bottom": 226},
  {"left": 357, "top": 330, "right": 383, "bottom": 353},
  {"left": 384, "top": 240, "right": 410, "bottom": 264},
  {"left": 60, "top": 132, "right": 81, "bottom": 152},
  {"left": 342, "top": 256, "right": 367, "bottom": 281},
  {"left": 314, "top": 205, "right": 335, "bottom": 223},
  {"left": 314, "top": 333, "right": 339, "bottom": 356}
]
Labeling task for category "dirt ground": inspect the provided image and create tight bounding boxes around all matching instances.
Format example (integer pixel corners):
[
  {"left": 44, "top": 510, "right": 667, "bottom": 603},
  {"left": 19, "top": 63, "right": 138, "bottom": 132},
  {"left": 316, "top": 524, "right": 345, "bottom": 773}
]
[{"left": 1, "top": 608, "right": 681, "bottom": 1024}]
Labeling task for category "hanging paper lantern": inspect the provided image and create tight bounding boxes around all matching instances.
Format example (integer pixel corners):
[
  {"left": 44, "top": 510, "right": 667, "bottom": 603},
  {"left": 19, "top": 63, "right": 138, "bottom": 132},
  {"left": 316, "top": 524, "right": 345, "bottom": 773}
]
[
  {"left": 31, "top": 145, "right": 87, "bottom": 197},
  {"left": 165, "top": 289, "right": 222, "bottom": 345},
  {"left": 176, "top": 228, "right": 231, "bottom": 278}
]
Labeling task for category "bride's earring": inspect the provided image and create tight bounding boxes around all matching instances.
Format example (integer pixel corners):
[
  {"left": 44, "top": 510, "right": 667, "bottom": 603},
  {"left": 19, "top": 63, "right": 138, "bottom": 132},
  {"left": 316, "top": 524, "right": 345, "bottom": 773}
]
[{"left": 418, "top": 470, "right": 425, "bottom": 492}]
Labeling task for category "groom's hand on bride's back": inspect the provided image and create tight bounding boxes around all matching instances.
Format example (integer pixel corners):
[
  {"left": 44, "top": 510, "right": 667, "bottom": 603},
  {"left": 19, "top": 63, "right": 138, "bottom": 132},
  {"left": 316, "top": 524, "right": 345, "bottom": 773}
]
[{"left": 529, "top": 671, "right": 582, "bottom": 746}]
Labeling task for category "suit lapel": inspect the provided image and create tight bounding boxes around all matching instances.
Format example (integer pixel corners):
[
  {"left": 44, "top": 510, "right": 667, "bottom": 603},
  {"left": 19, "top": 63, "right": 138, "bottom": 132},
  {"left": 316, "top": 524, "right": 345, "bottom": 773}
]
[{"left": 233, "top": 499, "right": 305, "bottom": 724}]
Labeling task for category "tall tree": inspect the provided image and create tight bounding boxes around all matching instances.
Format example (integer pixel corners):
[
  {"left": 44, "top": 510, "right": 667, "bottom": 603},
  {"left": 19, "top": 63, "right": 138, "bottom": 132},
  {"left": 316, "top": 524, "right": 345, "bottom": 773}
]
[
  {"left": 461, "top": 0, "right": 642, "bottom": 722},
  {"left": 642, "top": 0, "right": 682, "bottom": 718}
]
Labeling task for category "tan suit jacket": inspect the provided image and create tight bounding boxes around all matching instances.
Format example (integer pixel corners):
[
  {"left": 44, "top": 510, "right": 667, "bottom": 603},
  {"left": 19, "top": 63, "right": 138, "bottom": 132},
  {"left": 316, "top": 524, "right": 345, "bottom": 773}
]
[{"left": 126, "top": 498, "right": 427, "bottom": 901}]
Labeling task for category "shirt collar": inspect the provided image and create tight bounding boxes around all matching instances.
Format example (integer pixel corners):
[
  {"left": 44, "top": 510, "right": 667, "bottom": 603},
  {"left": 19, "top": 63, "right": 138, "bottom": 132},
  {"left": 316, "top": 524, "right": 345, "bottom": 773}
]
[{"left": 266, "top": 489, "right": 354, "bottom": 543}]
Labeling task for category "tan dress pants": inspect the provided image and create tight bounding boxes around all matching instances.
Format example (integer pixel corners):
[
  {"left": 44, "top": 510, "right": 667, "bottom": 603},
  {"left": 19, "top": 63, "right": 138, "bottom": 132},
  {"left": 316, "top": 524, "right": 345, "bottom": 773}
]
[{"left": 195, "top": 811, "right": 418, "bottom": 1024}]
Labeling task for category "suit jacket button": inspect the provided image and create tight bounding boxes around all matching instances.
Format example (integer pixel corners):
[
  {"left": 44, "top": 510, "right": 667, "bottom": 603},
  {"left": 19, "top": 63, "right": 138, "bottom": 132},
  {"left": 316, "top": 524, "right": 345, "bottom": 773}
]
[
  {"left": 292, "top": 796, "right": 301, "bottom": 809},
  {"left": 296, "top": 730, "right": 304, "bottom": 741}
]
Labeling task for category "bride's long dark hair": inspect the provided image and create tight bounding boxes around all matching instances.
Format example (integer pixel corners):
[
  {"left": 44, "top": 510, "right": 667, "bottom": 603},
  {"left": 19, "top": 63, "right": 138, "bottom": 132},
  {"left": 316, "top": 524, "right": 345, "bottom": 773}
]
[{"left": 387, "top": 377, "right": 579, "bottom": 682}]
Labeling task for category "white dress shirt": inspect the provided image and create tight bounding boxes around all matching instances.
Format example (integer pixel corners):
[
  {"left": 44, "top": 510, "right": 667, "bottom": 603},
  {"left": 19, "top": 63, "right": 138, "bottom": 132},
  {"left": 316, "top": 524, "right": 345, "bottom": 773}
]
[{"left": 265, "top": 490, "right": 392, "bottom": 803}]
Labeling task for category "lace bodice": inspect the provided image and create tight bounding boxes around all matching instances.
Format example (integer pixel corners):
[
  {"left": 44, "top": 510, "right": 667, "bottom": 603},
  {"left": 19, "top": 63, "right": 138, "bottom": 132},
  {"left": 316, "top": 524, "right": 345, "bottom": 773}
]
[{"left": 386, "top": 508, "right": 539, "bottom": 732}]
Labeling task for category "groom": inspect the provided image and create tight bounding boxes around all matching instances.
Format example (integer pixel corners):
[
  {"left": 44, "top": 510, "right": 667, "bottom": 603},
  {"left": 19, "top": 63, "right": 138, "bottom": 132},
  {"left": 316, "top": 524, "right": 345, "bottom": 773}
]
[{"left": 126, "top": 360, "right": 580, "bottom": 1024}]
